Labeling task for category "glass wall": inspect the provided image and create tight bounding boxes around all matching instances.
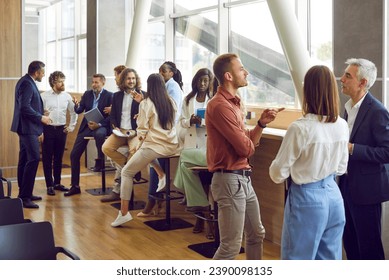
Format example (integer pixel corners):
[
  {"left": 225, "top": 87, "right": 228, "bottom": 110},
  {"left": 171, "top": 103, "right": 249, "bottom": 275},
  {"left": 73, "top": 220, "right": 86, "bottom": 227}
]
[
  {"left": 309, "top": 0, "right": 333, "bottom": 67},
  {"left": 39, "top": 0, "right": 86, "bottom": 92},
  {"left": 229, "top": 1, "right": 293, "bottom": 107},
  {"left": 35, "top": 0, "right": 334, "bottom": 109},
  {"left": 138, "top": 21, "right": 166, "bottom": 91},
  {"left": 165, "top": 0, "right": 333, "bottom": 109},
  {"left": 174, "top": 11, "right": 218, "bottom": 94}
]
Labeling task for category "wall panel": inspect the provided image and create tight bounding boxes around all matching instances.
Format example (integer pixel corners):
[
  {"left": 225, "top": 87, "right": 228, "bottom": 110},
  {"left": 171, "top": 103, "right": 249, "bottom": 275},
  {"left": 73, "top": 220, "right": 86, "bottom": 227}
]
[{"left": 0, "top": 0, "right": 22, "bottom": 175}]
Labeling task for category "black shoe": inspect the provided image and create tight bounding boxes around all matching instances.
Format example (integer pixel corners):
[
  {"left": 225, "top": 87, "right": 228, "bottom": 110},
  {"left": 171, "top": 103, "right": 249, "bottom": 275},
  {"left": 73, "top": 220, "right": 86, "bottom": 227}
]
[
  {"left": 31, "top": 195, "right": 42, "bottom": 201},
  {"left": 22, "top": 198, "right": 39, "bottom": 209},
  {"left": 54, "top": 184, "right": 69, "bottom": 192},
  {"left": 134, "top": 172, "right": 141, "bottom": 182},
  {"left": 47, "top": 187, "right": 55, "bottom": 196},
  {"left": 64, "top": 186, "right": 81, "bottom": 197},
  {"left": 91, "top": 158, "right": 103, "bottom": 172}
]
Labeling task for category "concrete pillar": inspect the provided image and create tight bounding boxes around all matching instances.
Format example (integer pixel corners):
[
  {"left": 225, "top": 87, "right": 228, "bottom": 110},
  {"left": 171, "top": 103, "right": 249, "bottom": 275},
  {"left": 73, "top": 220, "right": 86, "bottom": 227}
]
[
  {"left": 267, "top": 0, "right": 312, "bottom": 105},
  {"left": 126, "top": 0, "right": 152, "bottom": 69}
]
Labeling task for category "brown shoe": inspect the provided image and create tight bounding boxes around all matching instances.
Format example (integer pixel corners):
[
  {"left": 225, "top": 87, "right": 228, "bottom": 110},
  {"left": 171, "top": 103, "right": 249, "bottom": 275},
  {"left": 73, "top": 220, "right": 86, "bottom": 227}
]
[{"left": 100, "top": 192, "right": 120, "bottom": 202}]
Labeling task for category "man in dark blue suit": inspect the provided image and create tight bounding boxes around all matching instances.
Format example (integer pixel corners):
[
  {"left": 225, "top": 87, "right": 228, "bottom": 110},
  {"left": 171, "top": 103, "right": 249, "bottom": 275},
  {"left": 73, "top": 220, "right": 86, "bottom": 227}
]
[
  {"left": 65, "top": 74, "right": 113, "bottom": 196},
  {"left": 339, "top": 58, "right": 389, "bottom": 259},
  {"left": 10, "top": 61, "right": 52, "bottom": 208}
]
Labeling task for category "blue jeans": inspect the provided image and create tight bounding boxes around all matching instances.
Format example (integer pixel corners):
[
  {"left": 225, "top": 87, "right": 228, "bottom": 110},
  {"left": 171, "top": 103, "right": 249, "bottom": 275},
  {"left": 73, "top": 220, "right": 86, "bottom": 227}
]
[{"left": 282, "top": 174, "right": 345, "bottom": 260}]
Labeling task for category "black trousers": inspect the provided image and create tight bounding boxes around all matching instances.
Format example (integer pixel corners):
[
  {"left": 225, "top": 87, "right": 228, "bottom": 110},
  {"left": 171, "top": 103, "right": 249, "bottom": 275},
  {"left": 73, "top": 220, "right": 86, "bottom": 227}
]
[
  {"left": 17, "top": 134, "right": 40, "bottom": 199},
  {"left": 70, "top": 127, "right": 108, "bottom": 186},
  {"left": 41, "top": 125, "right": 67, "bottom": 188},
  {"left": 342, "top": 177, "right": 385, "bottom": 260}
]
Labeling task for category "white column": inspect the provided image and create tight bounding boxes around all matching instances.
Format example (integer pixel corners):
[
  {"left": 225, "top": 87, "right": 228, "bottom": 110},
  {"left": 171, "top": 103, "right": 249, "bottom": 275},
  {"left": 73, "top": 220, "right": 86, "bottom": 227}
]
[
  {"left": 125, "top": 0, "right": 152, "bottom": 69},
  {"left": 267, "top": 0, "right": 312, "bottom": 104}
]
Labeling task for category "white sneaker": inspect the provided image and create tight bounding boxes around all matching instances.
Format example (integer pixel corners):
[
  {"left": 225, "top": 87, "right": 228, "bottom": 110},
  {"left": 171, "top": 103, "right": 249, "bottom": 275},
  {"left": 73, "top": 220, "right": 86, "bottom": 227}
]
[
  {"left": 156, "top": 175, "right": 166, "bottom": 193},
  {"left": 111, "top": 210, "right": 133, "bottom": 227}
]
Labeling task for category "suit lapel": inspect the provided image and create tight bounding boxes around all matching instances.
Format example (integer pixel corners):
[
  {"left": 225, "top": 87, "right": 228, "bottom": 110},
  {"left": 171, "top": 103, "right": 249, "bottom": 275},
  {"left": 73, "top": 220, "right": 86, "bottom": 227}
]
[
  {"left": 28, "top": 75, "right": 44, "bottom": 114},
  {"left": 118, "top": 91, "right": 124, "bottom": 116},
  {"left": 350, "top": 93, "right": 372, "bottom": 141}
]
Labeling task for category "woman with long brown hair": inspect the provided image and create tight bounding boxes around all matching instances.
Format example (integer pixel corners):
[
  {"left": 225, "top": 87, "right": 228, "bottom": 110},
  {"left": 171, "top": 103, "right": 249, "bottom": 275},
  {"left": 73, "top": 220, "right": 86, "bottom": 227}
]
[
  {"left": 111, "top": 73, "right": 178, "bottom": 227},
  {"left": 269, "top": 65, "right": 349, "bottom": 259}
]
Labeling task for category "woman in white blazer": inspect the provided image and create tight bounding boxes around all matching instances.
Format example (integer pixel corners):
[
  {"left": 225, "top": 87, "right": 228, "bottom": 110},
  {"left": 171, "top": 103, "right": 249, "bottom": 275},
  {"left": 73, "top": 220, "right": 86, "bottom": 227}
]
[{"left": 174, "top": 68, "right": 215, "bottom": 235}]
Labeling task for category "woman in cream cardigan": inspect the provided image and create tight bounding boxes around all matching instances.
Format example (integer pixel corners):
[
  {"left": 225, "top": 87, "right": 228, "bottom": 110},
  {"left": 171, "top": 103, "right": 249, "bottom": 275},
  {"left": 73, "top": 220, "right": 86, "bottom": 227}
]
[{"left": 111, "top": 73, "right": 178, "bottom": 227}]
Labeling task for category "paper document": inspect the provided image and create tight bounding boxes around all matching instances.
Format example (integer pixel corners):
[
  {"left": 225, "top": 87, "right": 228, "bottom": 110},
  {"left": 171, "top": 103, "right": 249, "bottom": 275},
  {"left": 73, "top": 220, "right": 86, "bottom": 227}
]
[
  {"left": 112, "top": 129, "right": 136, "bottom": 138},
  {"left": 84, "top": 107, "right": 104, "bottom": 123}
]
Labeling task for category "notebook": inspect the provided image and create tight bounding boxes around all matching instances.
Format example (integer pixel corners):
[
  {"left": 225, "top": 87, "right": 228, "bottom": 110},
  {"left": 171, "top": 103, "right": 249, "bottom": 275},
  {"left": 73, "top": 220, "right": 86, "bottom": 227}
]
[{"left": 84, "top": 107, "right": 104, "bottom": 123}]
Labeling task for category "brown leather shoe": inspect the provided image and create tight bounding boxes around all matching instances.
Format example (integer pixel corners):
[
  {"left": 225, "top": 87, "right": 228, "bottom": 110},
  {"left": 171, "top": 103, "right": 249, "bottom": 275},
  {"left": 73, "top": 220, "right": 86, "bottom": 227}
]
[{"left": 100, "top": 192, "right": 120, "bottom": 202}]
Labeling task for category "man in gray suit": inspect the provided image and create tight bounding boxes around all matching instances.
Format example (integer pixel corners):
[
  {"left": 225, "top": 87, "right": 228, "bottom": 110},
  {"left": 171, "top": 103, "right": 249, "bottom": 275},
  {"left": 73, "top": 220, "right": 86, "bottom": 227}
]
[{"left": 11, "top": 61, "right": 52, "bottom": 208}]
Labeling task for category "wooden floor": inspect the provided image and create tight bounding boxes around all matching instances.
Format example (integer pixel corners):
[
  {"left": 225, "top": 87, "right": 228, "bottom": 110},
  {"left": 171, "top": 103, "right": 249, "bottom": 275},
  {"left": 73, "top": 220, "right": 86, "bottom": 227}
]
[{"left": 6, "top": 162, "right": 281, "bottom": 260}]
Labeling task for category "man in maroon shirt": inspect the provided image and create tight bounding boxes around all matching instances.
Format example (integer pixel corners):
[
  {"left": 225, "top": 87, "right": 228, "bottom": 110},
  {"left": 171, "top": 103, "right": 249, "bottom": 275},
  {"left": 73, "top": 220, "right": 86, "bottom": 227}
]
[{"left": 206, "top": 53, "right": 283, "bottom": 259}]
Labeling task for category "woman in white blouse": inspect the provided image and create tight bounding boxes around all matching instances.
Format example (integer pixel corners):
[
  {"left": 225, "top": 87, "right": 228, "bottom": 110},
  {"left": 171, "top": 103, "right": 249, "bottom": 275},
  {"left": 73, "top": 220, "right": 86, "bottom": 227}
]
[
  {"left": 111, "top": 73, "right": 178, "bottom": 227},
  {"left": 269, "top": 65, "right": 349, "bottom": 259}
]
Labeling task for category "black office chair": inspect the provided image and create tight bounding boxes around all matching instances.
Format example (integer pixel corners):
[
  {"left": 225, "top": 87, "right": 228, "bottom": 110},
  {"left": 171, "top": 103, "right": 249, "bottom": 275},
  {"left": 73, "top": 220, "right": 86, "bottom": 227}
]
[
  {"left": 0, "top": 221, "right": 80, "bottom": 260},
  {"left": 0, "top": 168, "right": 12, "bottom": 199},
  {"left": 0, "top": 198, "right": 32, "bottom": 226}
]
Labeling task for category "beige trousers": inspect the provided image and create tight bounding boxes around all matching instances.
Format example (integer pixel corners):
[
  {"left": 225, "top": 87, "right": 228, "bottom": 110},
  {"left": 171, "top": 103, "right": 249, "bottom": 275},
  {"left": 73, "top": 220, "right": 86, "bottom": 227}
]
[{"left": 102, "top": 132, "right": 139, "bottom": 167}]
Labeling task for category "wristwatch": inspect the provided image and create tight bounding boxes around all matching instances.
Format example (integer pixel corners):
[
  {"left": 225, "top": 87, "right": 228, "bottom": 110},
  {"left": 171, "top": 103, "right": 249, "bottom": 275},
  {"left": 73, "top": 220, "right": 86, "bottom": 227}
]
[{"left": 257, "top": 119, "right": 266, "bottom": 128}]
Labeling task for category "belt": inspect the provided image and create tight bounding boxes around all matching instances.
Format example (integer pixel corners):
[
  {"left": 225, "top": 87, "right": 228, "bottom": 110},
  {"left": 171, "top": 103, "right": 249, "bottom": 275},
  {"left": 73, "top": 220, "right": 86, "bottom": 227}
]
[
  {"left": 214, "top": 169, "right": 252, "bottom": 177},
  {"left": 47, "top": 125, "right": 65, "bottom": 129}
]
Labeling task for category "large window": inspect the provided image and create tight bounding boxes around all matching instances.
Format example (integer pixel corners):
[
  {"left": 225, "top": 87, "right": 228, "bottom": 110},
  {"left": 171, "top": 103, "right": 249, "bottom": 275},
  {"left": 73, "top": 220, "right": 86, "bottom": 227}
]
[
  {"left": 34, "top": 0, "right": 334, "bottom": 108},
  {"left": 309, "top": 0, "right": 333, "bottom": 67},
  {"left": 174, "top": 11, "right": 218, "bottom": 94},
  {"left": 39, "top": 0, "right": 86, "bottom": 92},
  {"left": 229, "top": 1, "right": 294, "bottom": 107},
  {"left": 138, "top": 21, "right": 166, "bottom": 91},
  {"left": 167, "top": 0, "right": 332, "bottom": 109}
]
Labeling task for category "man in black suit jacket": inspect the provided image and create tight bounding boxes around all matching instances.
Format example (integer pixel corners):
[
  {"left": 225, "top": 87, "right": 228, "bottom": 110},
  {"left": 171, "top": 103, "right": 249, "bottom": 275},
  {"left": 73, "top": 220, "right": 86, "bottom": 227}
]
[
  {"left": 100, "top": 68, "right": 144, "bottom": 202},
  {"left": 65, "top": 74, "right": 113, "bottom": 196},
  {"left": 10, "top": 61, "right": 52, "bottom": 208},
  {"left": 339, "top": 58, "right": 389, "bottom": 259}
]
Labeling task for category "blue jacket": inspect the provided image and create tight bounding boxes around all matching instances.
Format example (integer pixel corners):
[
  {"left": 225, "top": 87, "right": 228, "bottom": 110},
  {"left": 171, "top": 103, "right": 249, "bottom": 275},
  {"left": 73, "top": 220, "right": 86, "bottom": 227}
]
[
  {"left": 10, "top": 74, "right": 44, "bottom": 135},
  {"left": 339, "top": 92, "right": 389, "bottom": 205}
]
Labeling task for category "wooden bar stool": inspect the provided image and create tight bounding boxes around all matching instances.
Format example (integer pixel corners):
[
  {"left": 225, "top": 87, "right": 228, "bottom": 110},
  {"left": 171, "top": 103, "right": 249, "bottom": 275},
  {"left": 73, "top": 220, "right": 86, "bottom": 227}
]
[{"left": 144, "top": 154, "right": 193, "bottom": 231}]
